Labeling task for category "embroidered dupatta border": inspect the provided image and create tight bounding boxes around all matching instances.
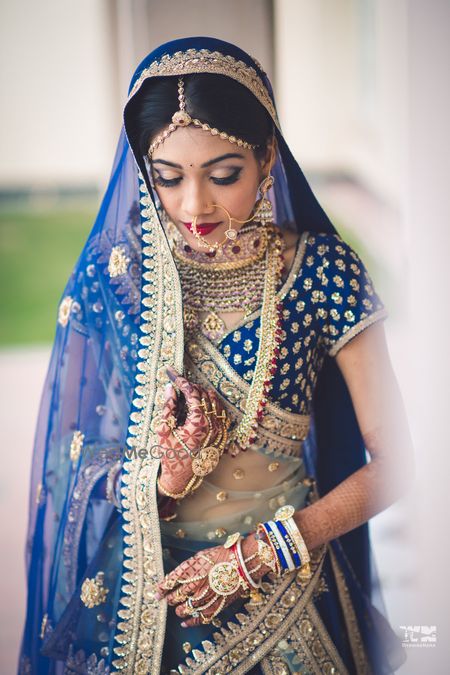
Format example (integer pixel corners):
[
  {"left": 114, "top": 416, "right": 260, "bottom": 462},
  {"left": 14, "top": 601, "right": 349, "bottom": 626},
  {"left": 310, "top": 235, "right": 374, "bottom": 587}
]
[
  {"left": 111, "top": 176, "right": 185, "bottom": 673},
  {"left": 128, "top": 49, "right": 280, "bottom": 130},
  {"left": 63, "top": 446, "right": 121, "bottom": 595}
]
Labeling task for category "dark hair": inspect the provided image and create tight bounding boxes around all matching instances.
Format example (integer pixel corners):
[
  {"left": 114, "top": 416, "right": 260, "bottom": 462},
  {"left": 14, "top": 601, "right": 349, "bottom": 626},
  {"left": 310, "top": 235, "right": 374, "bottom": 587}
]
[{"left": 125, "top": 73, "right": 273, "bottom": 162}]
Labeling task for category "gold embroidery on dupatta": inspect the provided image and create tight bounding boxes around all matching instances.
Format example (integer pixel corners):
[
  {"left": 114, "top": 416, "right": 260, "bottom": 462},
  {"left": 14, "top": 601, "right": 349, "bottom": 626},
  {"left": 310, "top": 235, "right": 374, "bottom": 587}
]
[
  {"left": 69, "top": 430, "right": 84, "bottom": 464},
  {"left": 58, "top": 295, "right": 73, "bottom": 327},
  {"left": 111, "top": 175, "right": 184, "bottom": 674},
  {"left": 128, "top": 49, "right": 280, "bottom": 130},
  {"left": 108, "top": 245, "right": 130, "bottom": 278}
]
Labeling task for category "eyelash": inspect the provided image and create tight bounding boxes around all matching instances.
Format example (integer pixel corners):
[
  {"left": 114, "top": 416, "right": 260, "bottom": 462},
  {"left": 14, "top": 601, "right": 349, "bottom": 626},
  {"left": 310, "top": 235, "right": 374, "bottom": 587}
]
[{"left": 153, "top": 167, "right": 243, "bottom": 188}]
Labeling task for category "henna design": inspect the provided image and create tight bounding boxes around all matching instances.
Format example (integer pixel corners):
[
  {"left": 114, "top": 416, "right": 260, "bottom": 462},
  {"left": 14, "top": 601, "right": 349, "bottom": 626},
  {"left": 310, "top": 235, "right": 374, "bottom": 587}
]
[
  {"left": 157, "top": 529, "right": 277, "bottom": 628},
  {"left": 156, "top": 372, "right": 228, "bottom": 495},
  {"left": 293, "top": 422, "right": 413, "bottom": 553}
]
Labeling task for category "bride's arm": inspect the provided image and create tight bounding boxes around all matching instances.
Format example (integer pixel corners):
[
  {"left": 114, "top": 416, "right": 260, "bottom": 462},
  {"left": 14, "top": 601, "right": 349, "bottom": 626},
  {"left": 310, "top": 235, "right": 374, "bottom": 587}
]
[{"left": 292, "top": 321, "right": 416, "bottom": 552}]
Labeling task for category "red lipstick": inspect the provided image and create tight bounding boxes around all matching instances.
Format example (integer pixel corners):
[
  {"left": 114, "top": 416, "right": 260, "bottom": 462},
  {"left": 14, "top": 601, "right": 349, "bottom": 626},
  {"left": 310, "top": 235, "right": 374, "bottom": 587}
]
[{"left": 182, "top": 221, "right": 221, "bottom": 235}]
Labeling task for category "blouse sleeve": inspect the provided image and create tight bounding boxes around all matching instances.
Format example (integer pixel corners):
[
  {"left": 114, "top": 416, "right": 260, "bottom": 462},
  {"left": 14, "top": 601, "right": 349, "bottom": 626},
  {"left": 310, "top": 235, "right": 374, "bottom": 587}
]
[{"left": 316, "top": 232, "right": 389, "bottom": 357}]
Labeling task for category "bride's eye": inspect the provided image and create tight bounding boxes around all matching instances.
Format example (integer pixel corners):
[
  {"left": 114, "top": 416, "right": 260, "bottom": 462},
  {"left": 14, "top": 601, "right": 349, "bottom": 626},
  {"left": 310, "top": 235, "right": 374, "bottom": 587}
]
[
  {"left": 152, "top": 166, "right": 243, "bottom": 188},
  {"left": 211, "top": 167, "right": 243, "bottom": 186},
  {"left": 153, "top": 173, "right": 182, "bottom": 188}
]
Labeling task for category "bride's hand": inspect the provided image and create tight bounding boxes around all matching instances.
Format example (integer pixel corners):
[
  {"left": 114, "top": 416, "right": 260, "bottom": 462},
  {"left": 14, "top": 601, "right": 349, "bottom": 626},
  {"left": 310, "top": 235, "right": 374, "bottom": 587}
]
[
  {"left": 155, "top": 366, "right": 228, "bottom": 496},
  {"left": 155, "top": 533, "right": 274, "bottom": 627}
]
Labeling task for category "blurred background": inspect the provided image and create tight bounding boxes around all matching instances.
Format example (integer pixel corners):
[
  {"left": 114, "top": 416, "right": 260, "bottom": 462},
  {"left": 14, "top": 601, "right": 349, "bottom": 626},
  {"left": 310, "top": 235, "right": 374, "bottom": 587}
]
[{"left": 1, "top": 0, "right": 449, "bottom": 672}]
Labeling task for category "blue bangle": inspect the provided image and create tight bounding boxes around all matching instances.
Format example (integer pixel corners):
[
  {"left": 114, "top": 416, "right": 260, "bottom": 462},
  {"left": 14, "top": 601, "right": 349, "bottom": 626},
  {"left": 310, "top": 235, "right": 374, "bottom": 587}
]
[
  {"left": 264, "top": 521, "right": 290, "bottom": 571},
  {"left": 273, "top": 520, "right": 301, "bottom": 567}
]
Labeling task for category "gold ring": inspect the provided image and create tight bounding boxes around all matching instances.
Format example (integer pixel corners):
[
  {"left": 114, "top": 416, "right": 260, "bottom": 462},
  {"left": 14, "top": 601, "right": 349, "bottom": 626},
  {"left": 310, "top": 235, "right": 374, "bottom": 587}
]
[
  {"left": 199, "top": 611, "right": 210, "bottom": 624},
  {"left": 163, "top": 577, "right": 177, "bottom": 590},
  {"left": 174, "top": 589, "right": 188, "bottom": 603},
  {"left": 187, "top": 403, "right": 203, "bottom": 410},
  {"left": 166, "top": 414, "right": 177, "bottom": 430},
  {"left": 185, "top": 597, "right": 198, "bottom": 615}
]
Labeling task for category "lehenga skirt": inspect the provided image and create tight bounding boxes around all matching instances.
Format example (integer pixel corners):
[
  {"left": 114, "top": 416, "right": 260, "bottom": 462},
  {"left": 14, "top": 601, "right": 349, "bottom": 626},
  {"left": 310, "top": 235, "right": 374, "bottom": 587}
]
[{"left": 159, "top": 475, "right": 369, "bottom": 675}]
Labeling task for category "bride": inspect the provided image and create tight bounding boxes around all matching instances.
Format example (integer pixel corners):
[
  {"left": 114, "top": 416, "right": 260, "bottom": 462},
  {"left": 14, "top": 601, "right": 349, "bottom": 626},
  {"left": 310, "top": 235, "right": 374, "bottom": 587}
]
[{"left": 18, "top": 36, "right": 413, "bottom": 675}]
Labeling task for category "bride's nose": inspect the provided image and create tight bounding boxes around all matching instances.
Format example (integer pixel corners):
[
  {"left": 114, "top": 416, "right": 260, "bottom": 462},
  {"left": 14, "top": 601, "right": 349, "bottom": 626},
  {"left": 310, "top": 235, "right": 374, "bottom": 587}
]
[{"left": 181, "top": 180, "right": 214, "bottom": 219}]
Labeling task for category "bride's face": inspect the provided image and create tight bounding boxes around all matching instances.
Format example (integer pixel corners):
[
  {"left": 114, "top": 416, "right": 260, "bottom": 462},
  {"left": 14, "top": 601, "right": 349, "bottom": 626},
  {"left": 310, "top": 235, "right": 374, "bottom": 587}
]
[{"left": 149, "top": 126, "right": 267, "bottom": 251}]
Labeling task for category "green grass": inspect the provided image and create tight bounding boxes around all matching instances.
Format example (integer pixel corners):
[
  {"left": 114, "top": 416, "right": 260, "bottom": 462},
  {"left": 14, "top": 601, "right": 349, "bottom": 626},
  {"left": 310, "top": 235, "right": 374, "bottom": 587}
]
[{"left": 0, "top": 207, "right": 95, "bottom": 346}]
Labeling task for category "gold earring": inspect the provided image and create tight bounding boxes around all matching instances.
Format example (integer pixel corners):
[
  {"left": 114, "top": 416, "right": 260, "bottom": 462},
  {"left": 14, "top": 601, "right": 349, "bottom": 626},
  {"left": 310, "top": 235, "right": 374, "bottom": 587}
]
[{"left": 253, "top": 174, "right": 275, "bottom": 226}]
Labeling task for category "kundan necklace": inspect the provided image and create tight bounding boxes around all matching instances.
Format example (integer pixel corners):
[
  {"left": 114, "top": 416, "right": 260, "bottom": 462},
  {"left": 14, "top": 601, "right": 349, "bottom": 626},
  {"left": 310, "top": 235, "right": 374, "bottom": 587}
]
[{"left": 167, "top": 219, "right": 286, "bottom": 456}]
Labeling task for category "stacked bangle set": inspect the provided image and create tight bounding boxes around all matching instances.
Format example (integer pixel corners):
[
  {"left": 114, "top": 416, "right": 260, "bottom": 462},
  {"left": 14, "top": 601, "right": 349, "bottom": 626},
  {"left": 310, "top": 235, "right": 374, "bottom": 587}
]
[
  {"left": 182, "top": 503, "right": 311, "bottom": 623},
  {"left": 255, "top": 504, "right": 311, "bottom": 579}
]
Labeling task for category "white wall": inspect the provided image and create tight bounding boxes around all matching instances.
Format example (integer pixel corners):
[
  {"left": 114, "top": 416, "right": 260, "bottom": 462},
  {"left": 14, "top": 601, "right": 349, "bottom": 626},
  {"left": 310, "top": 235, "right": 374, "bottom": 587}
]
[
  {"left": 274, "top": 0, "right": 408, "bottom": 206},
  {"left": 0, "top": 0, "right": 118, "bottom": 189},
  {"left": 0, "top": 0, "right": 274, "bottom": 192}
]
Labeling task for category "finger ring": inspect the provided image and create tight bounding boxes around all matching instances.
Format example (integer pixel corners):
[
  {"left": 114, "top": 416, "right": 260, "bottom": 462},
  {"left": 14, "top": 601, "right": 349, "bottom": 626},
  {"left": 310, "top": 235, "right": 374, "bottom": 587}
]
[
  {"left": 187, "top": 403, "right": 203, "bottom": 411},
  {"left": 163, "top": 577, "right": 178, "bottom": 590},
  {"left": 199, "top": 611, "right": 210, "bottom": 625},
  {"left": 200, "top": 398, "right": 213, "bottom": 415},
  {"left": 185, "top": 598, "right": 199, "bottom": 617},
  {"left": 166, "top": 414, "right": 177, "bottom": 430},
  {"left": 174, "top": 589, "right": 187, "bottom": 603}
]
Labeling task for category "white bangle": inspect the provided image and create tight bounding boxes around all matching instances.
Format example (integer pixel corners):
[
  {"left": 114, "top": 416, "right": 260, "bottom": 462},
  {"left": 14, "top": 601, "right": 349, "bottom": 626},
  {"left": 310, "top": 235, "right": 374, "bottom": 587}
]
[
  {"left": 267, "top": 520, "right": 296, "bottom": 572},
  {"left": 284, "top": 517, "right": 310, "bottom": 565},
  {"left": 236, "top": 538, "right": 261, "bottom": 589}
]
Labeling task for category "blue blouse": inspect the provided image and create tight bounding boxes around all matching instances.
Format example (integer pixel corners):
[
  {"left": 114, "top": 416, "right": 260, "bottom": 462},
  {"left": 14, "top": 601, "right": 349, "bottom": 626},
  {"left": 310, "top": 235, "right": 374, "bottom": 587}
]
[{"left": 217, "top": 230, "right": 388, "bottom": 415}]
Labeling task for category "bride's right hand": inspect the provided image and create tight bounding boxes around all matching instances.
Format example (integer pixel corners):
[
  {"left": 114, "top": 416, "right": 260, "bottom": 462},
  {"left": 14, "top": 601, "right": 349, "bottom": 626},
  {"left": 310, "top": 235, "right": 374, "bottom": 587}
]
[{"left": 155, "top": 366, "right": 228, "bottom": 497}]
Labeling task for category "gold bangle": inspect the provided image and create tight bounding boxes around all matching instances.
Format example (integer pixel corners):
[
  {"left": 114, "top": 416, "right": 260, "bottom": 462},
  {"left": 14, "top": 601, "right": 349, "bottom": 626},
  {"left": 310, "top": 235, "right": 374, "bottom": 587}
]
[{"left": 157, "top": 472, "right": 201, "bottom": 499}]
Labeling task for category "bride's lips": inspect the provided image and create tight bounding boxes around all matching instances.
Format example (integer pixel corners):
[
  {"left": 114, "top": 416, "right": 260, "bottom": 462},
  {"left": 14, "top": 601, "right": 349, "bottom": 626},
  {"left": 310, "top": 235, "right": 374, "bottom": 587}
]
[{"left": 182, "top": 221, "right": 221, "bottom": 235}]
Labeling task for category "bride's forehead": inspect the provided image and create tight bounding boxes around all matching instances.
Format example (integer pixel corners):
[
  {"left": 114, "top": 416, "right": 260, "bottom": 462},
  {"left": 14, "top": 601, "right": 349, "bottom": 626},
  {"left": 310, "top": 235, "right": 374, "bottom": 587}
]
[{"left": 152, "top": 126, "right": 252, "bottom": 166}]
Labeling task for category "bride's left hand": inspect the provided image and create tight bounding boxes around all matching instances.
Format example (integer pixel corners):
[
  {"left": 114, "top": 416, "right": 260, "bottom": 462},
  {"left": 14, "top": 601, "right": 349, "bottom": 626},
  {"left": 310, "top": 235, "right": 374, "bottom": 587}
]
[{"left": 155, "top": 533, "right": 270, "bottom": 627}]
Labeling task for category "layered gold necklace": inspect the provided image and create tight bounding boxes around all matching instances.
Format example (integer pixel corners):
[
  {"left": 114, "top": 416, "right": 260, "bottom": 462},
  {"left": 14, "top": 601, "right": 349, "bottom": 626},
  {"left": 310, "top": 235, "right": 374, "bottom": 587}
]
[{"left": 167, "top": 220, "right": 286, "bottom": 455}]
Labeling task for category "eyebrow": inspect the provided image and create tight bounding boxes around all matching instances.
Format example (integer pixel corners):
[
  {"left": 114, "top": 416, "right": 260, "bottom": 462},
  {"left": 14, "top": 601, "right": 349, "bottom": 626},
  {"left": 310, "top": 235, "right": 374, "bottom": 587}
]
[{"left": 151, "top": 153, "right": 245, "bottom": 170}]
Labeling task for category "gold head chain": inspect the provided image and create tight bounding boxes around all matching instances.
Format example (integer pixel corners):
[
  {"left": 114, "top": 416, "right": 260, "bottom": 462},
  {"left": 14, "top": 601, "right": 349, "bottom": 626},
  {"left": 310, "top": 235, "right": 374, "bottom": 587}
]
[{"left": 148, "top": 77, "right": 258, "bottom": 156}]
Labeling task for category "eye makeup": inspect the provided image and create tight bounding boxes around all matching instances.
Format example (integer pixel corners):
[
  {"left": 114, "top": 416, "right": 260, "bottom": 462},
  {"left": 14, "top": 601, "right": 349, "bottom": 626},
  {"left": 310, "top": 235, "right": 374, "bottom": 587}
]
[{"left": 152, "top": 166, "right": 243, "bottom": 188}]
